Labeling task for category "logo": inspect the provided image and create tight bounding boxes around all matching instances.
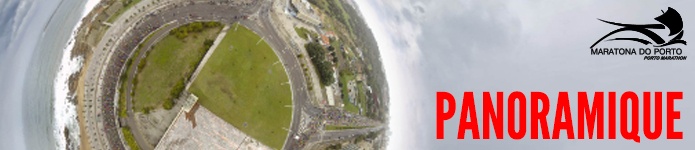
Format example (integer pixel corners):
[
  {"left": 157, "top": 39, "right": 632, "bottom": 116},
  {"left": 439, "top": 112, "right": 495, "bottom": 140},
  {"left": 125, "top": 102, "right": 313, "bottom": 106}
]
[
  {"left": 591, "top": 7, "right": 686, "bottom": 48},
  {"left": 590, "top": 7, "right": 687, "bottom": 61}
]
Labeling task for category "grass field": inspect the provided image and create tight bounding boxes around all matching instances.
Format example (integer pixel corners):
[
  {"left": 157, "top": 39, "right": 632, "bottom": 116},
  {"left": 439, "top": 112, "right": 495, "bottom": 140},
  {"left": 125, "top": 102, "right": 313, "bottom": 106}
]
[
  {"left": 357, "top": 83, "right": 367, "bottom": 113},
  {"left": 119, "top": 23, "right": 162, "bottom": 116},
  {"left": 189, "top": 23, "right": 292, "bottom": 149},
  {"left": 121, "top": 127, "right": 140, "bottom": 150},
  {"left": 132, "top": 25, "right": 222, "bottom": 112},
  {"left": 294, "top": 27, "right": 317, "bottom": 40},
  {"left": 339, "top": 73, "right": 359, "bottom": 114},
  {"left": 343, "top": 100, "right": 359, "bottom": 115}
]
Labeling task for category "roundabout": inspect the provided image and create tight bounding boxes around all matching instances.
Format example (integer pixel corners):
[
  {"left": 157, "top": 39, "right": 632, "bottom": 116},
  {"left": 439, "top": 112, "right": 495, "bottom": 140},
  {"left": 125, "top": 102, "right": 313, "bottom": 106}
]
[{"left": 78, "top": 0, "right": 387, "bottom": 149}]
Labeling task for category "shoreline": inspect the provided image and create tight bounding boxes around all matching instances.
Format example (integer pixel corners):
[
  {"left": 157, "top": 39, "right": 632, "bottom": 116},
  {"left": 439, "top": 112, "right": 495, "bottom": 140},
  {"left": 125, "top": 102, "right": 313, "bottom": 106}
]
[{"left": 64, "top": 1, "right": 109, "bottom": 149}]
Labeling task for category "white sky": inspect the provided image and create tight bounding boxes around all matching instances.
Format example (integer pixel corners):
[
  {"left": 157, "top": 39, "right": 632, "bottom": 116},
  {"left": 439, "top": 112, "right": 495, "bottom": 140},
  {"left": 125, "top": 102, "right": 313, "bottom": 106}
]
[{"left": 354, "top": 0, "right": 695, "bottom": 149}]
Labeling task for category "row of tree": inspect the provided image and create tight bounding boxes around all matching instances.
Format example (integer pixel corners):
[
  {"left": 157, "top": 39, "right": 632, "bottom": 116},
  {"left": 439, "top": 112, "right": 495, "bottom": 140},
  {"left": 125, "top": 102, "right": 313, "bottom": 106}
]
[
  {"left": 305, "top": 42, "right": 335, "bottom": 85},
  {"left": 170, "top": 22, "right": 222, "bottom": 39}
]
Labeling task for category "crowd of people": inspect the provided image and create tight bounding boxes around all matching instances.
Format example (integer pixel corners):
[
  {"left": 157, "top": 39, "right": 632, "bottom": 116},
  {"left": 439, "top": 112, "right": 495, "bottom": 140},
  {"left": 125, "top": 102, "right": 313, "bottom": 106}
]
[
  {"left": 321, "top": 108, "right": 375, "bottom": 127},
  {"left": 97, "top": 6, "right": 170, "bottom": 149},
  {"left": 96, "top": 0, "right": 257, "bottom": 148}
]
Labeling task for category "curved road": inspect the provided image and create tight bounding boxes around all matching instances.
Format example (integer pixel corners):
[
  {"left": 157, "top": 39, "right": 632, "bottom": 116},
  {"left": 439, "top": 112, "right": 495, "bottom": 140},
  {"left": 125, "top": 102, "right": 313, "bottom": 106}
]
[
  {"left": 118, "top": 1, "right": 261, "bottom": 149},
  {"left": 90, "top": 0, "right": 379, "bottom": 149}
]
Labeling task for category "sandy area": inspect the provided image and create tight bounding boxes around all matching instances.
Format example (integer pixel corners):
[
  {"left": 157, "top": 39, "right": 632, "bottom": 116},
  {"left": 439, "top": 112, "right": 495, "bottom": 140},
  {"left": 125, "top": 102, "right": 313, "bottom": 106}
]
[
  {"left": 72, "top": 2, "right": 111, "bottom": 150},
  {"left": 77, "top": 57, "right": 91, "bottom": 150}
]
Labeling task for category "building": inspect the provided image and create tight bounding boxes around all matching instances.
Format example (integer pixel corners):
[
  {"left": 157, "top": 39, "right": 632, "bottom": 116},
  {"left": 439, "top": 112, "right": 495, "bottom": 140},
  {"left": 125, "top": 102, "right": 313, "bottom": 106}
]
[
  {"left": 348, "top": 80, "right": 357, "bottom": 104},
  {"left": 324, "top": 31, "right": 337, "bottom": 40},
  {"left": 320, "top": 31, "right": 338, "bottom": 46},
  {"left": 291, "top": 0, "right": 322, "bottom": 26},
  {"left": 181, "top": 92, "right": 198, "bottom": 112},
  {"left": 320, "top": 34, "right": 331, "bottom": 46},
  {"left": 297, "top": 12, "right": 322, "bottom": 26},
  {"left": 356, "top": 73, "right": 364, "bottom": 81},
  {"left": 326, "top": 86, "right": 336, "bottom": 106}
]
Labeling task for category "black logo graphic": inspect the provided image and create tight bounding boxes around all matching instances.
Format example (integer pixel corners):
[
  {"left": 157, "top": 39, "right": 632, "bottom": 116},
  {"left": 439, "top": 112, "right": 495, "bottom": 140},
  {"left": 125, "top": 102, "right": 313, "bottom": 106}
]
[{"left": 590, "top": 7, "right": 686, "bottom": 48}]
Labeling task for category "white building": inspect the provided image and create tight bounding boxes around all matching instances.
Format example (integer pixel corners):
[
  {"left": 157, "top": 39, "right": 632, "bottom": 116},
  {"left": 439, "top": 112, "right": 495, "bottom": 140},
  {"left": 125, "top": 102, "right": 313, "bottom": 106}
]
[
  {"left": 326, "top": 86, "right": 335, "bottom": 106},
  {"left": 182, "top": 93, "right": 198, "bottom": 112},
  {"left": 291, "top": 0, "right": 322, "bottom": 26}
]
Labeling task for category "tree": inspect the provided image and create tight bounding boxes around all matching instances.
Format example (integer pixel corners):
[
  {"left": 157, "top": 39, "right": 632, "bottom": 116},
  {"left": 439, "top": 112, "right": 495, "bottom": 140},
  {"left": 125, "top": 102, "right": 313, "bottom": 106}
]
[
  {"left": 203, "top": 22, "right": 221, "bottom": 28},
  {"left": 171, "top": 22, "right": 219, "bottom": 39},
  {"left": 189, "top": 22, "right": 204, "bottom": 32},
  {"left": 305, "top": 42, "right": 335, "bottom": 85},
  {"left": 204, "top": 39, "right": 215, "bottom": 49},
  {"left": 327, "top": 144, "right": 341, "bottom": 150}
]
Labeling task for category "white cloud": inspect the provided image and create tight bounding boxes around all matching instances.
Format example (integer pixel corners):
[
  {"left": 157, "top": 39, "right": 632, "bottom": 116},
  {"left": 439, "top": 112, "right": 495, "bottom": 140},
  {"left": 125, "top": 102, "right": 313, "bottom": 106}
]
[
  {"left": 357, "top": 0, "right": 695, "bottom": 149},
  {"left": 354, "top": 0, "right": 427, "bottom": 149}
]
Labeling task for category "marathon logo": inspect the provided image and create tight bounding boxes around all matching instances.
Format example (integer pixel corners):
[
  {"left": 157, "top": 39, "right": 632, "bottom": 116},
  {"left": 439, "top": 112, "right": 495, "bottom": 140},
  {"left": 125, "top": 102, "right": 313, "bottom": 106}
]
[
  {"left": 589, "top": 48, "right": 687, "bottom": 60},
  {"left": 589, "top": 7, "right": 687, "bottom": 60}
]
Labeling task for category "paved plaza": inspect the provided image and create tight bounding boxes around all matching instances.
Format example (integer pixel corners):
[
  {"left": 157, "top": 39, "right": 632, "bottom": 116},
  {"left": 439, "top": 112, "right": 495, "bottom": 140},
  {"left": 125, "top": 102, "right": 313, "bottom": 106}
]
[{"left": 154, "top": 103, "right": 271, "bottom": 150}]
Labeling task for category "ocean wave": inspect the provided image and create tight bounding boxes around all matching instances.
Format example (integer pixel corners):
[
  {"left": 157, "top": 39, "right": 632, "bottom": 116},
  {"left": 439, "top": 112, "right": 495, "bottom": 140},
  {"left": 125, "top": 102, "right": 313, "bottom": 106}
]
[{"left": 53, "top": 0, "right": 99, "bottom": 149}]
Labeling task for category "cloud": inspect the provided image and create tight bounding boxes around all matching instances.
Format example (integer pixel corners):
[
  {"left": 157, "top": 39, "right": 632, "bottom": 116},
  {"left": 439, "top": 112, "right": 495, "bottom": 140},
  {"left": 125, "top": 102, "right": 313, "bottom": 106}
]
[
  {"left": 0, "top": 0, "right": 31, "bottom": 56},
  {"left": 357, "top": 0, "right": 695, "bottom": 149},
  {"left": 0, "top": 0, "right": 37, "bottom": 149},
  {"left": 354, "top": 0, "right": 428, "bottom": 149},
  {"left": 356, "top": 0, "right": 524, "bottom": 148}
]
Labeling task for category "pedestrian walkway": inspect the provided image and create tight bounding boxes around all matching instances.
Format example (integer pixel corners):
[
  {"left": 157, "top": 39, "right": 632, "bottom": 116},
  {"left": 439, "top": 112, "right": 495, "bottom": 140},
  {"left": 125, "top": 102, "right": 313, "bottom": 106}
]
[
  {"left": 185, "top": 25, "right": 231, "bottom": 90},
  {"left": 154, "top": 106, "right": 271, "bottom": 150}
]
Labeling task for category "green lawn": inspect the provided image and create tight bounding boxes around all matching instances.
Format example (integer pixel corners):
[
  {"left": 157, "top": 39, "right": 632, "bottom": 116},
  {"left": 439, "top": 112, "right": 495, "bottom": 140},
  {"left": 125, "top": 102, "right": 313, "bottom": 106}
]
[
  {"left": 121, "top": 127, "right": 140, "bottom": 150},
  {"left": 119, "top": 22, "right": 168, "bottom": 115},
  {"left": 118, "top": 87, "right": 127, "bottom": 117},
  {"left": 343, "top": 99, "right": 359, "bottom": 115},
  {"left": 189, "top": 23, "right": 292, "bottom": 149},
  {"left": 339, "top": 73, "right": 359, "bottom": 114},
  {"left": 294, "top": 27, "right": 317, "bottom": 40},
  {"left": 132, "top": 25, "right": 222, "bottom": 112},
  {"left": 357, "top": 83, "right": 367, "bottom": 112}
]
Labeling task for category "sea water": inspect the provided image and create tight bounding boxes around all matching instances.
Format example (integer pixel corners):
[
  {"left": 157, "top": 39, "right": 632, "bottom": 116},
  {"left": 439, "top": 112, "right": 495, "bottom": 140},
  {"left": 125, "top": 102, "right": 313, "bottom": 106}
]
[{"left": 12, "top": 0, "right": 98, "bottom": 149}]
